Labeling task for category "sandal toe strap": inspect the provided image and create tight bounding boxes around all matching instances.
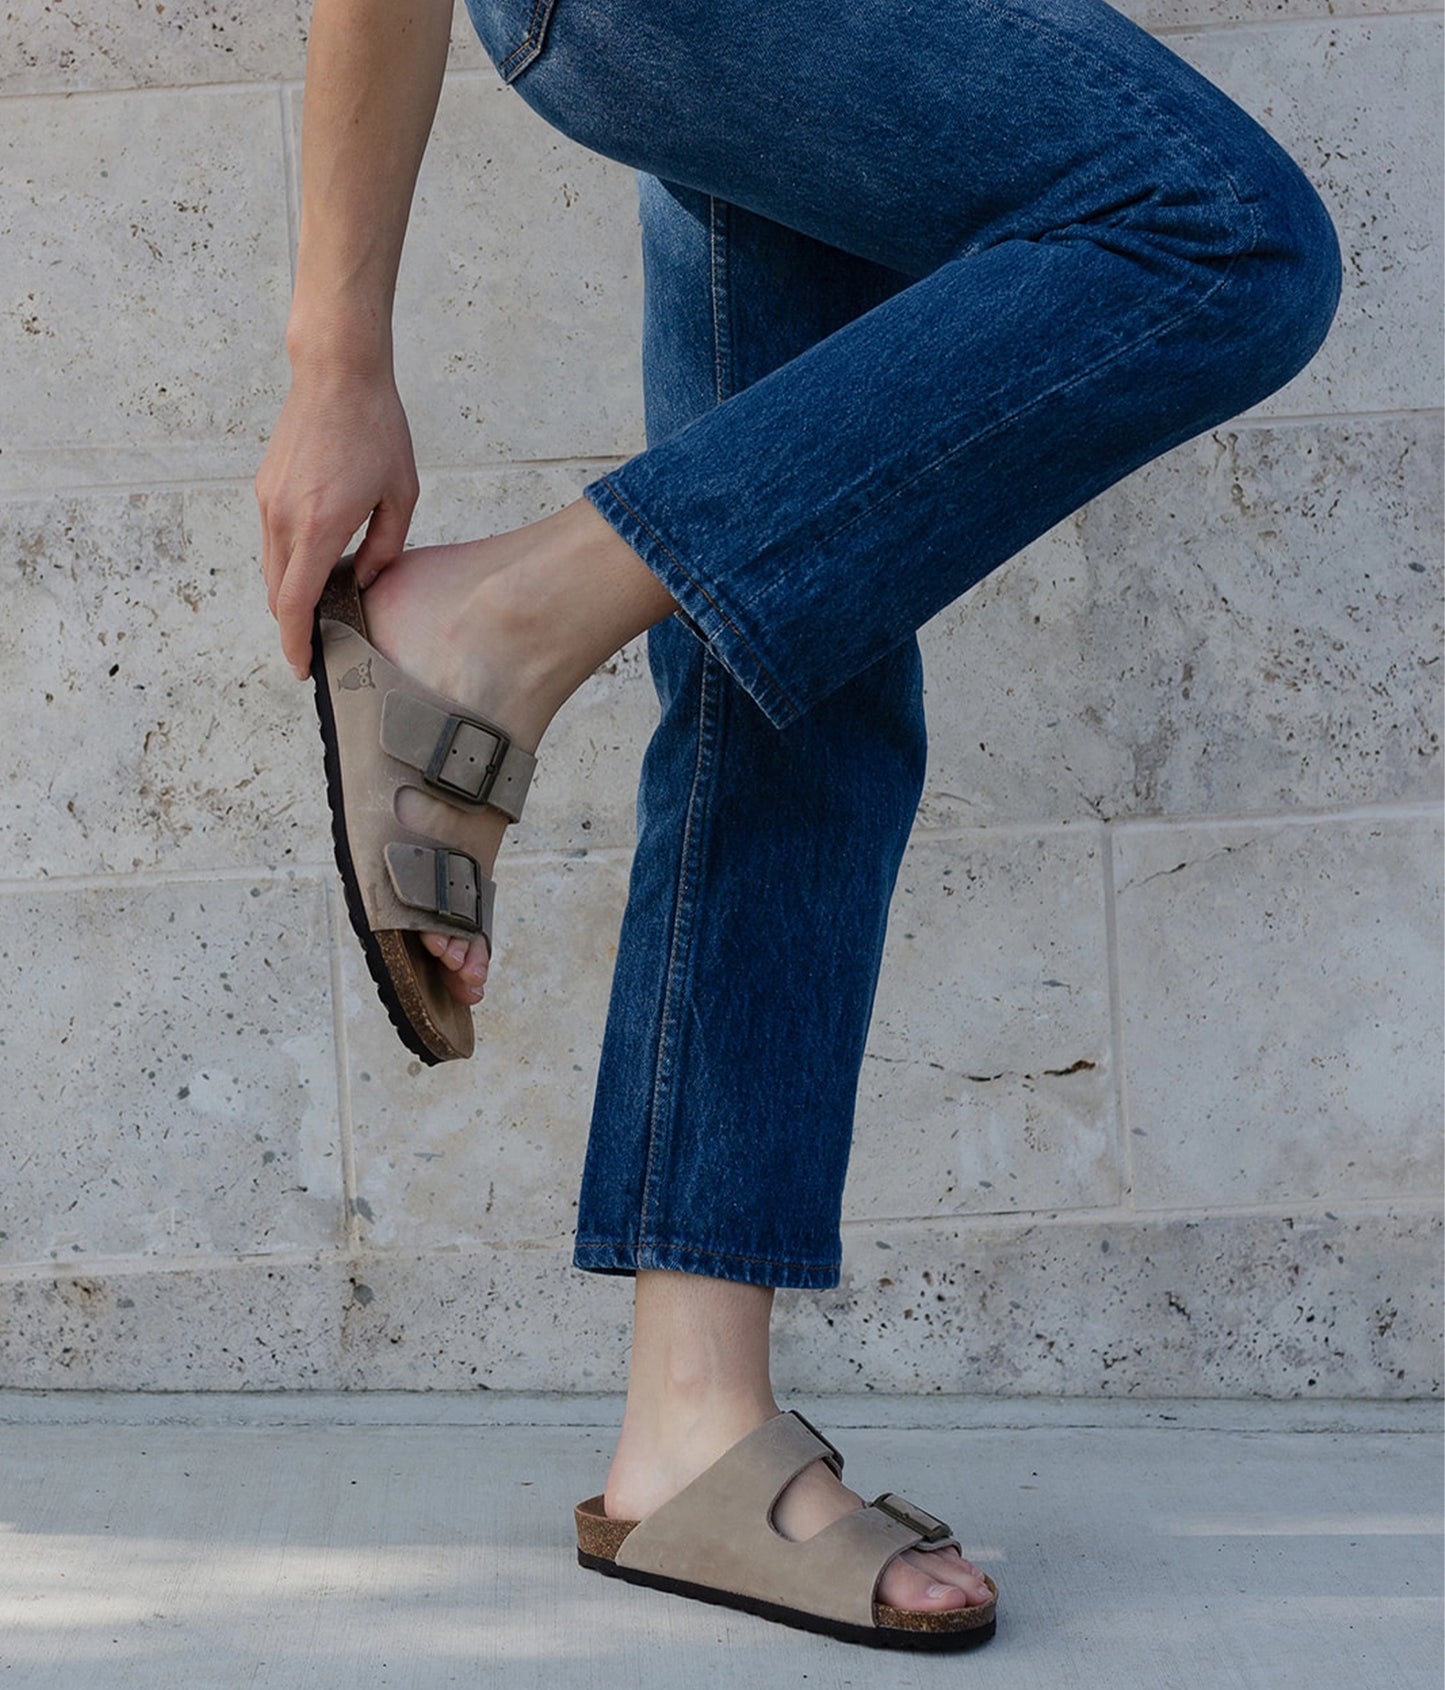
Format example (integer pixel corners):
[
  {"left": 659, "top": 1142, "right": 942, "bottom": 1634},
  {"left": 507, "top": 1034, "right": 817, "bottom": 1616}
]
[
  {"left": 801, "top": 1500, "right": 961, "bottom": 1626},
  {"left": 383, "top": 841, "right": 496, "bottom": 946}
]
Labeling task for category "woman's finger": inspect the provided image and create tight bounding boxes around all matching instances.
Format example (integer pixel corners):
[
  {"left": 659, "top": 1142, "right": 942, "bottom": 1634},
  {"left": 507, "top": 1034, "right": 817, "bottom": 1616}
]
[
  {"left": 351, "top": 484, "right": 418, "bottom": 589},
  {"left": 275, "top": 537, "right": 340, "bottom": 680}
]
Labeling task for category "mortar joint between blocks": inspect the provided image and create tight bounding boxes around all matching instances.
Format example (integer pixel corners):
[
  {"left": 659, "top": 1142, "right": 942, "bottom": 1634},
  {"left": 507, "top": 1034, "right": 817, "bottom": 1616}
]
[{"left": 1101, "top": 820, "right": 1137, "bottom": 1215}]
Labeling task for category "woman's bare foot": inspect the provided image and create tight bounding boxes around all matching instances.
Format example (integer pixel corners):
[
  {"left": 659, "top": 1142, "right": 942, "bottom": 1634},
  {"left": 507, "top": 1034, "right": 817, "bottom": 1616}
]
[
  {"left": 606, "top": 1272, "right": 994, "bottom": 1615},
  {"left": 356, "top": 500, "right": 675, "bottom": 1003}
]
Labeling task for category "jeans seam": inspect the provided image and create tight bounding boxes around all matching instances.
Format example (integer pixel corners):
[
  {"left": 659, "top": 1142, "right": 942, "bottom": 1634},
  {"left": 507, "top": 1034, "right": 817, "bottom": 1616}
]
[
  {"left": 709, "top": 196, "right": 734, "bottom": 406},
  {"left": 498, "top": 0, "right": 559, "bottom": 79},
  {"left": 635, "top": 650, "right": 722, "bottom": 1248},
  {"left": 574, "top": 1237, "right": 841, "bottom": 1270}
]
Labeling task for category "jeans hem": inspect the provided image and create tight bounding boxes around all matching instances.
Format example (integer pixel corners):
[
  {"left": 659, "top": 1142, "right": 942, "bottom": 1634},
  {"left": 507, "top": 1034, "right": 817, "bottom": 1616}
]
[
  {"left": 572, "top": 1239, "right": 841, "bottom": 1291},
  {"left": 583, "top": 476, "right": 802, "bottom": 729}
]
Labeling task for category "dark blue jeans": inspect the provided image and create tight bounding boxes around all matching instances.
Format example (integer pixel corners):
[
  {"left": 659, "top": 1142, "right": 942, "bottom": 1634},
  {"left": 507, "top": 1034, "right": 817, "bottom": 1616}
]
[{"left": 463, "top": 0, "right": 1341, "bottom": 1287}]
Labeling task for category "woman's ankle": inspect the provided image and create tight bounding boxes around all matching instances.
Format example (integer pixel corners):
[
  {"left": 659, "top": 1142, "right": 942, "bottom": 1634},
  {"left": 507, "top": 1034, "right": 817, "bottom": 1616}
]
[
  {"left": 605, "top": 1385, "right": 781, "bottom": 1521},
  {"left": 473, "top": 499, "right": 676, "bottom": 713},
  {"left": 607, "top": 1269, "right": 783, "bottom": 1518}
]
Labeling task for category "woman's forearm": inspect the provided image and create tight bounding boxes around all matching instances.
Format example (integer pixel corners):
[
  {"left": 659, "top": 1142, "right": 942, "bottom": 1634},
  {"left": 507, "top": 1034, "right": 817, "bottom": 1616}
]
[{"left": 289, "top": 0, "right": 455, "bottom": 371}]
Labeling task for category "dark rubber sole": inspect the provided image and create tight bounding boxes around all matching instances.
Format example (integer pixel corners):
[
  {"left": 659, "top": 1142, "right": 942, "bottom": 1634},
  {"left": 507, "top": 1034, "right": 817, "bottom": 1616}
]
[
  {"left": 576, "top": 1548, "right": 998, "bottom": 1652},
  {"left": 311, "top": 582, "right": 444, "bottom": 1067}
]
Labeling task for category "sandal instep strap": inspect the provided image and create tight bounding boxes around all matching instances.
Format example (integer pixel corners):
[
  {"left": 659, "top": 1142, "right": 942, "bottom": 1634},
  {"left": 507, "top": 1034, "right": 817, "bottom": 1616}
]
[
  {"left": 319, "top": 615, "right": 535, "bottom": 823},
  {"left": 379, "top": 690, "right": 535, "bottom": 822},
  {"left": 613, "top": 1411, "right": 955, "bottom": 1631}
]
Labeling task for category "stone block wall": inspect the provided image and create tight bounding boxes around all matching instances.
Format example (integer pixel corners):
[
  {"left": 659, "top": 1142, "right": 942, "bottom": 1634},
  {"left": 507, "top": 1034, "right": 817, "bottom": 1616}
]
[{"left": 1, "top": 1, "right": 1439, "bottom": 1396}]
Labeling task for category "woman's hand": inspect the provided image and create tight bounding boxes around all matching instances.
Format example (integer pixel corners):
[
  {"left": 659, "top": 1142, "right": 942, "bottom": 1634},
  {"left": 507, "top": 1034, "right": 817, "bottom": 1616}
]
[{"left": 256, "top": 360, "right": 420, "bottom": 678}]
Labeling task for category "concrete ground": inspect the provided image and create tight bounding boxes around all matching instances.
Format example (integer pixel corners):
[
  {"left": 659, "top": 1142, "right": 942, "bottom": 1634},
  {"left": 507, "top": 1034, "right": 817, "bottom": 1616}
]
[{"left": 0, "top": 1393, "right": 1438, "bottom": 1690}]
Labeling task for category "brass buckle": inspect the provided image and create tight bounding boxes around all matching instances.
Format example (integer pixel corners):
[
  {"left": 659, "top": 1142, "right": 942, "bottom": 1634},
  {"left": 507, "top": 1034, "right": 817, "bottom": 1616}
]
[{"left": 870, "top": 1494, "right": 952, "bottom": 1544}]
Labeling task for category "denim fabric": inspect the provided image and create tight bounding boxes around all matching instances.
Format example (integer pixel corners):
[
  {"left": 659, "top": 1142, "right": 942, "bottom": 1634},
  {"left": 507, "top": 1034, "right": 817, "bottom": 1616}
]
[
  {"left": 462, "top": 0, "right": 1340, "bottom": 1286},
  {"left": 575, "top": 184, "right": 925, "bottom": 1286}
]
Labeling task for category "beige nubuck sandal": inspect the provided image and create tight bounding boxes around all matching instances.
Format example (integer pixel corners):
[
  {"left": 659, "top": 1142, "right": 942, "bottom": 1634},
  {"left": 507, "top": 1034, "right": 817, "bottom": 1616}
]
[
  {"left": 575, "top": 1411, "right": 998, "bottom": 1651},
  {"left": 311, "top": 560, "right": 535, "bottom": 1064}
]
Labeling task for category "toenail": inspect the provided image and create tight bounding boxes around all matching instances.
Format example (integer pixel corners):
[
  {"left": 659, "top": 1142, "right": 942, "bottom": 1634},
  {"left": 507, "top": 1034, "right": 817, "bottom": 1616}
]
[{"left": 926, "top": 1584, "right": 952, "bottom": 1598}]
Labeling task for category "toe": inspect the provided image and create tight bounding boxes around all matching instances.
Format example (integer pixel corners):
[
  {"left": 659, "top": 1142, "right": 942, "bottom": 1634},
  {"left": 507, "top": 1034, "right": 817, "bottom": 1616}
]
[
  {"left": 441, "top": 967, "right": 483, "bottom": 1005},
  {"left": 421, "top": 932, "right": 472, "bottom": 970},
  {"left": 431, "top": 932, "right": 489, "bottom": 1004},
  {"left": 877, "top": 1554, "right": 968, "bottom": 1612},
  {"left": 914, "top": 1547, "right": 992, "bottom": 1607},
  {"left": 460, "top": 933, "right": 490, "bottom": 982},
  {"left": 879, "top": 1546, "right": 992, "bottom": 1612}
]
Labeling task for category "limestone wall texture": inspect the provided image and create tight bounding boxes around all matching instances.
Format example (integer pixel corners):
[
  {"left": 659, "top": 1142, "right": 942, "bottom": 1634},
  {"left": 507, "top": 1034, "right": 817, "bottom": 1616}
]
[{"left": 0, "top": 1, "right": 1439, "bottom": 1397}]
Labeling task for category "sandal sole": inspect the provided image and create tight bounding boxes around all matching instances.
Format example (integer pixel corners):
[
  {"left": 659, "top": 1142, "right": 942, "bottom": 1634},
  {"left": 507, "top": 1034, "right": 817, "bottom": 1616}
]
[{"left": 576, "top": 1548, "right": 997, "bottom": 1652}]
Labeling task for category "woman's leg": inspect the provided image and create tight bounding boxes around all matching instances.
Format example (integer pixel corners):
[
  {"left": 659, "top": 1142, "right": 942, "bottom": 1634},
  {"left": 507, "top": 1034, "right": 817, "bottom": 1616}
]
[
  {"left": 573, "top": 182, "right": 985, "bottom": 1609},
  {"left": 372, "top": 0, "right": 1338, "bottom": 997},
  {"left": 486, "top": 0, "right": 1342, "bottom": 724},
  {"left": 576, "top": 178, "right": 923, "bottom": 1289}
]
